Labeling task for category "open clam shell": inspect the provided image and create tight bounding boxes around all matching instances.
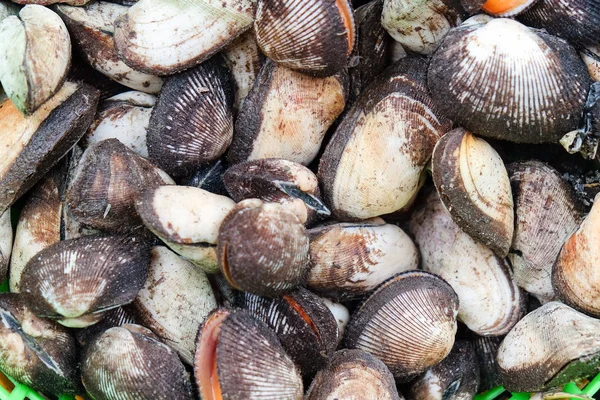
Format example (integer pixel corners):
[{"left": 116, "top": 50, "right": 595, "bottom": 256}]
[
  {"left": 254, "top": 0, "right": 355, "bottom": 77},
  {"left": 345, "top": 270, "right": 459, "bottom": 381},
  {"left": 113, "top": 0, "right": 256, "bottom": 75},
  {"left": 0, "top": 5, "right": 71, "bottom": 115},
  {"left": 432, "top": 128, "right": 514, "bottom": 257},
  {"left": 228, "top": 60, "right": 348, "bottom": 166}
]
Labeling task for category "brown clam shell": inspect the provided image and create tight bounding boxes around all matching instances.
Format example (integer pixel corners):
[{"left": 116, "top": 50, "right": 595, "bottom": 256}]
[
  {"left": 75, "top": 306, "right": 137, "bottom": 347},
  {"left": 0, "top": 210, "right": 11, "bottom": 281},
  {"left": 473, "top": 335, "right": 503, "bottom": 392}
]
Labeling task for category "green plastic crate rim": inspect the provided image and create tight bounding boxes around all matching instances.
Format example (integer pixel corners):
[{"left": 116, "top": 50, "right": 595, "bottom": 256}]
[{"left": 0, "top": 278, "right": 599, "bottom": 400}]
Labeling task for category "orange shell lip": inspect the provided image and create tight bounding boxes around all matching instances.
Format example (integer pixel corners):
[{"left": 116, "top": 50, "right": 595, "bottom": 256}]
[
  {"left": 482, "top": 0, "right": 533, "bottom": 15},
  {"left": 196, "top": 310, "right": 229, "bottom": 400},
  {"left": 335, "top": 0, "right": 355, "bottom": 55}
]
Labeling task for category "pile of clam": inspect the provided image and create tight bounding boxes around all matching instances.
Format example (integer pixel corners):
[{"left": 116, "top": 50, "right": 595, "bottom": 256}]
[{"left": 1, "top": 0, "right": 600, "bottom": 399}]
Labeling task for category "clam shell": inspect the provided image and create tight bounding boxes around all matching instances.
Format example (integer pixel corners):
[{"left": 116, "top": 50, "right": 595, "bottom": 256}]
[
  {"left": 428, "top": 18, "right": 591, "bottom": 143},
  {"left": 147, "top": 55, "right": 234, "bottom": 177},
  {"left": 12, "top": 0, "right": 89, "bottom": 4},
  {"left": 497, "top": 302, "right": 600, "bottom": 392},
  {"left": 307, "top": 220, "right": 419, "bottom": 300},
  {"left": 75, "top": 306, "right": 137, "bottom": 347},
  {"left": 0, "top": 210, "right": 11, "bottom": 281},
  {"left": 254, "top": 0, "right": 355, "bottom": 76},
  {"left": 113, "top": 0, "right": 256, "bottom": 75},
  {"left": 432, "top": 128, "right": 514, "bottom": 257},
  {"left": 319, "top": 57, "right": 452, "bottom": 220},
  {"left": 481, "top": 0, "right": 537, "bottom": 16},
  {"left": 0, "top": 82, "right": 99, "bottom": 213},
  {"left": 20, "top": 234, "right": 150, "bottom": 327},
  {"left": 0, "top": 2, "right": 19, "bottom": 22},
  {"left": 473, "top": 335, "right": 503, "bottom": 391},
  {"left": 345, "top": 270, "right": 459, "bottom": 381},
  {"left": 320, "top": 296, "right": 350, "bottom": 342},
  {"left": 55, "top": 2, "right": 163, "bottom": 94},
  {"left": 0, "top": 5, "right": 71, "bottom": 115},
  {"left": 228, "top": 61, "right": 348, "bottom": 166},
  {"left": 306, "top": 349, "right": 403, "bottom": 400},
  {"left": 582, "top": 45, "right": 600, "bottom": 82},
  {"left": 179, "top": 159, "right": 228, "bottom": 196},
  {"left": 409, "top": 189, "right": 524, "bottom": 335},
  {"left": 82, "top": 324, "right": 194, "bottom": 399},
  {"left": 130, "top": 246, "right": 217, "bottom": 365}
]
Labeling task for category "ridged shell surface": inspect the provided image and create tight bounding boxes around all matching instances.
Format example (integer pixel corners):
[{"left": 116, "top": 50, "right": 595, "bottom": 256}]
[
  {"left": 473, "top": 335, "right": 503, "bottom": 391},
  {"left": 75, "top": 306, "right": 137, "bottom": 347}
]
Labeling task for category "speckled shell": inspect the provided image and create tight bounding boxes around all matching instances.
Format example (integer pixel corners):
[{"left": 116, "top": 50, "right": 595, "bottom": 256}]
[
  {"left": 19, "top": 234, "right": 151, "bottom": 327},
  {"left": 238, "top": 287, "right": 338, "bottom": 377},
  {"left": 319, "top": 57, "right": 452, "bottom": 220},
  {"left": 0, "top": 210, "right": 11, "bottom": 281},
  {"left": 508, "top": 161, "right": 582, "bottom": 302},
  {"left": 306, "top": 349, "right": 403, "bottom": 400},
  {"left": 217, "top": 199, "right": 310, "bottom": 297},
  {"left": 0, "top": 82, "right": 99, "bottom": 213},
  {"left": 66, "top": 139, "right": 174, "bottom": 232},
  {"left": 194, "top": 309, "right": 303, "bottom": 400},
  {"left": 254, "top": 0, "right": 355, "bottom": 76},
  {"left": 147, "top": 55, "right": 235, "bottom": 177},
  {"left": 473, "top": 335, "right": 503, "bottom": 391},
  {"left": 82, "top": 324, "right": 194, "bottom": 399},
  {"left": 428, "top": 18, "right": 591, "bottom": 143},
  {"left": 582, "top": 46, "right": 600, "bottom": 81},
  {"left": 307, "top": 219, "right": 419, "bottom": 300},
  {"left": 75, "top": 306, "right": 137, "bottom": 347},
  {"left": 432, "top": 128, "right": 514, "bottom": 257},
  {"left": 345, "top": 270, "right": 459, "bottom": 381},
  {"left": 54, "top": 2, "right": 163, "bottom": 94},
  {"left": 228, "top": 60, "right": 348, "bottom": 166},
  {"left": 409, "top": 190, "right": 524, "bottom": 336},
  {"left": 320, "top": 296, "right": 349, "bottom": 342},
  {"left": 497, "top": 302, "right": 600, "bottom": 392},
  {"left": 0, "top": 294, "right": 79, "bottom": 396},
  {"left": 130, "top": 246, "right": 217, "bottom": 365},
  {"left": 179, "top": 159, "right": 229, "bottom": 196}
]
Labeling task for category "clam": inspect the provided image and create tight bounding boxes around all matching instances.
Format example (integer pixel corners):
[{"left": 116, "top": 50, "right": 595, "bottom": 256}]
[
  {"left": 307, "top": 219, "right": 419, "bottom": 300},
  {"left": 113, "top": 0, "right": 256, "bottom": 75},
  {"left": 582, "top": 46, "right": 600, "bottom": 82},
  {"left": 19, "top": 234, "right": 150, "bottom": 327},
  {"left": 319, "top": 296, "right": 350, "bottom": 342},
  {"left": 194, "top": 308, "right": 303, "bottom": 400},
  {"left": 180, "top": 159, "right": 228, "bottom": 196},
  {"left": 473, "top": 335, "right": 503, "bottom": 391},
  {"left": 12, "top": 0, "right": 89, "bottom": 4},
  {"left": 0, "top": 5, "right": 71, "bottom": 114},
  {"left": 75, "top": 306, "right": 136, "bottom": 347},
  {"left": 238, "top": 287, "right": 339, "bottom": 376},
  {"left": 0, "top": 210, "right": 11, "bottom": 281},
  {"left": 345, "top": 270, "right": 459, "bottom": 381},
  {"left": 82, "top": 324, "right": 194, "bottom": 399},
  {"left": 54, "top": 1, "right": 163, "bottom": 94},
  {"left": 508, "top": 160, "right": 583, "bottom": 302},
  {"left": 227, "top": 61, "right": 348, "bottom": 166},
  {"left": 0, "top": 294, "right": 79, "bottom": 396},
  {"left": 147, "top": 55, "right": 234, "bottom": 177},
  {"left": 409, "top": 189, "right": 524, "bottom": 336},
  {"left": 254, "top": 0, "right": 355, "bottom": 77},
  {"left": 217, "top": 199, "right": 310, "bottom": 297},
  {"left": 319, "top": 57, "right": 451, "bottom": 220},
  {"left": 0, "top": 2, "right": 19, "bottom": 21},
  {"left": 497, "top": 301, "right": 600, "bottom": 392},
  {"left": 428, "top": 18, "right": 591, "bottom": 143},
  {"left": 481, "top": 0, "right": 538, "bottom": 16},
  {"left": 306, "top": 349, "right": 403, "bottom": 400},
  {"left": 432, "top": 128, "right": 514, "bottom": 257},
  {"left": 129, "top": 246, "right": 218, "bottom": 365},
  {"left": 135, "top": 185, "right": 235, "bottom": 273},
  {"left": 0, "top": 81, "right": 99, "bottom": 213},
  {"left": 66, "top": 139, "right": 174, "bottom": 232}
]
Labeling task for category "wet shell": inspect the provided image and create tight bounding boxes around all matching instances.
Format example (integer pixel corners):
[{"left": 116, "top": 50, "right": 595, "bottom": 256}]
[
  {"left": 0, "top": 294, "right": 79, "bottom": 396},
  {"left": 409, "top": 189, "right": 524, "bottom": 336},
  {"left": 0, "top": 5, "right": 71, "bottom": 115},
  {"left": 113, "top": 0, "right": 256, "bottom": 75},
  {"left": 238, "top": 287, "right": 339, "bottom": 377},
  {"left": 179, "top": 159, "right": 228, "bottom": 197},
  {"left": 228, "top": 61, "right": 348, "bottom": 166},
  {"left": 306, "top": 349, "right": 403, "bottom": 400},
  {"left": 307, "top": 219, "right": 419, "bottom": 300},
  {"left": 194, "top": 309, "right": 303, "bottom": 400},
  {"left": 130, "top": 246, "right": 218, "bottom": 365},
  {"left": 0, "top": 210, "right": 11, "bottom": 281},
  {"left": 254, "top": 0, "right": 355, "bottom": 77},
  {"left": 345, "top": 270, "right": 459, "bottom": 381},
  {"left": 0, "top": 82, "right": 99, "bottom": 213},
  {"left": 497, "top": 302, "right": 600, "bottom": 392},
  {"left": 218, "top": 199, "right": 310, "bottom": 297},
  {"left": 473, "top": 335, "right": 503, "bottom": 391},
  {"left": 66, "top": 139, "right": 174, "bottom": 232},
  {"left": 508, "top": 160, "right": 582, "bottom": 302},
  {"left": 428, "top": 18, "right": 591, "bottom": 143},
  {"left": 75, "top": 306, "right": 137, "bottom": 347},
  {"left": 82, "top": 324, "right": 194, "bottom": 400},
  {"left": 432, "top": 128, "right": 514, "bottom": 257},
  {"left": 19, "top": 234, "right": 150, "bottom": 327},
  {"left": 319, "top": 57, "right": 452, "bottom": 220},
  {"left": 55, "top": 2, "right": 163, "bottom": 94},
  {"left": 582, "top": 46, "right": 600, "bottom": 82}
]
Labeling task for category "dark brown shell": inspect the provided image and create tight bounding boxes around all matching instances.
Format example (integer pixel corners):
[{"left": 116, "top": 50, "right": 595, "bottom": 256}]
[
  {"left": 473, "top": 335, "right": 503, "bottom": 392},
  {"left": 254, "top": 0, "right": 355, "bottom": 77},
  {"left": 75, "top": 306, "right": 137, "bottom": 347},
  {"left": 82, "top": 324, "right": 194, "bottom": 400},
  {"left": 345, "top": 270, "right": 459, "bottom": 381},
  {"left": 0, "top": 210, "right": 10, "bottom": 281},
  {"left": 179, "top": 158, "right": 229, "bottom": 196},
  {"left": 147, "top": 55, "right": 235, "bottom": 177}
]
